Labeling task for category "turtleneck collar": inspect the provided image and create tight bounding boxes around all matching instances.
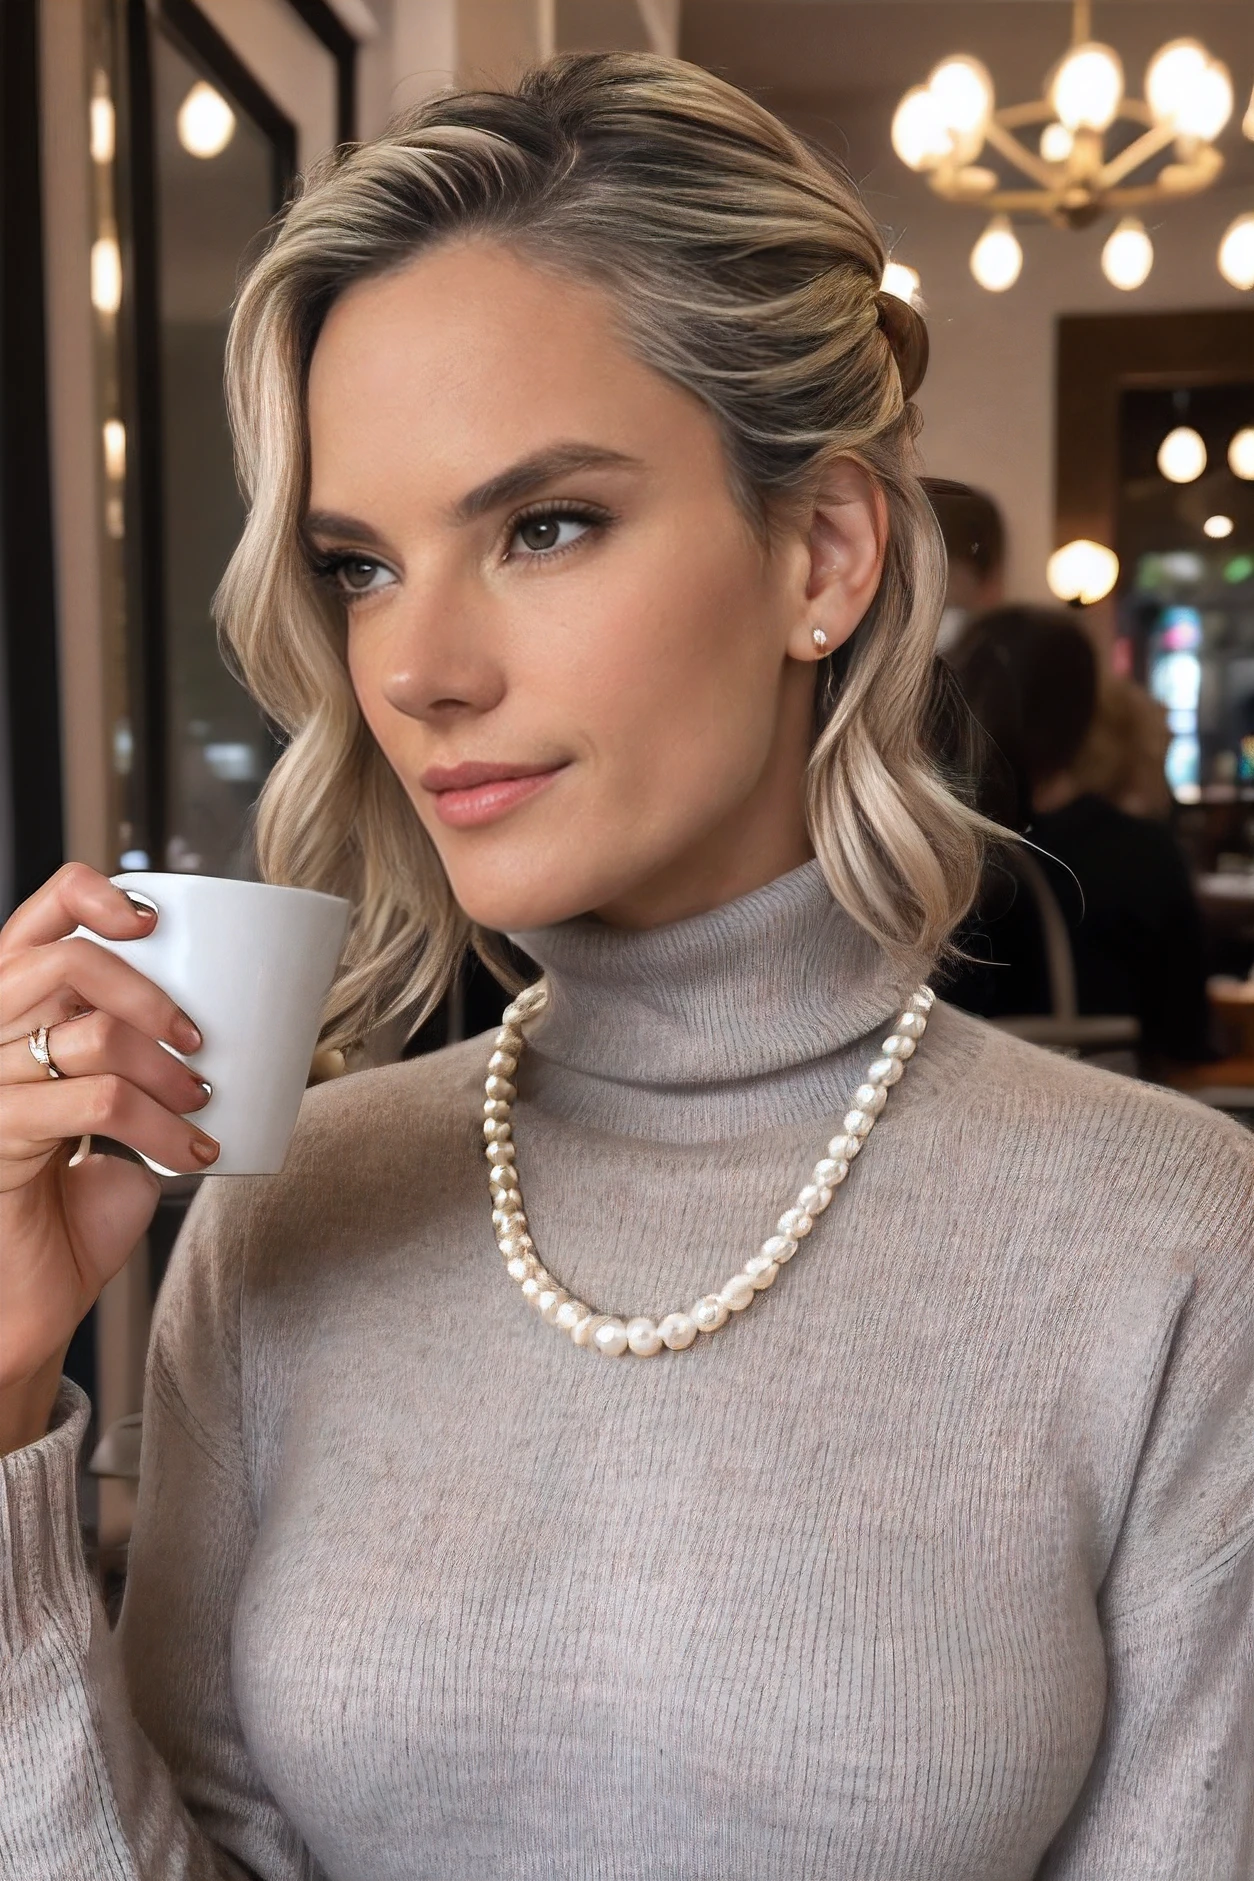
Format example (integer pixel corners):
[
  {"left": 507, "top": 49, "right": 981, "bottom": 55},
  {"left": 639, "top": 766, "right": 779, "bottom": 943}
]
[{"left": 509, "top": 862, "right": 911, "bottom": 1131}]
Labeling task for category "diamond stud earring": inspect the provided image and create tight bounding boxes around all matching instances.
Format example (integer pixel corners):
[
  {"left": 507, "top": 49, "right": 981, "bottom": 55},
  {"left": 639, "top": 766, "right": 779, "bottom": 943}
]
[{"left": 812, "top": 628, "right": 829, "bottom": 652}]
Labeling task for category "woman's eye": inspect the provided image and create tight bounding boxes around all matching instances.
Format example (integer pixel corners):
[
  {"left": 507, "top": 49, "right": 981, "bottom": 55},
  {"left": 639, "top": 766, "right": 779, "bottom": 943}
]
[
  {"left": 508, "top": 511, "right": 598, "bottom": 559},
  {"left": 333, "top": 557, "right": 393, "bottom": 597}
]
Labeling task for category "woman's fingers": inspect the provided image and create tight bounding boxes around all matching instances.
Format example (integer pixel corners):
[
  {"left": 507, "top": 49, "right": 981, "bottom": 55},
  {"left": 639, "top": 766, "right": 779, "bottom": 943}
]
[
  {"left": 0, "top": 1073, "right": 219, "bottom": 1185},
  {"left": 0, "top": 934, "right": 201, "bottom": 1053},
  {"left": 0, "top": 1009, "right": 212, "bottom": 1115},
  {"left": 0, "top": 861, "right": 159, "bottom": 955}
]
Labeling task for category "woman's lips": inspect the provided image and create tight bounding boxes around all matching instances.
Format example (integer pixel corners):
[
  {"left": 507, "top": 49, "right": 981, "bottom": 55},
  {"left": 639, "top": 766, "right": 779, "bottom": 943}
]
[{"left": 424, "top": 763, "right": 567, "bottom": 829}]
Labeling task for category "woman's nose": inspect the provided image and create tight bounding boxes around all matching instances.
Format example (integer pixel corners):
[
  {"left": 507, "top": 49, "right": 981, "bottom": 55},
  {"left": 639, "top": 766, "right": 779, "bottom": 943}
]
[{"left": 373, "top": 578, "right": 507, "bottom": 724}]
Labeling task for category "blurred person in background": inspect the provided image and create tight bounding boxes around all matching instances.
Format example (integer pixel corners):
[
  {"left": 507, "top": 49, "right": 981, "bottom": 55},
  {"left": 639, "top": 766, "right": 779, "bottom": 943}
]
[
  {"left": 944, "top": 604, "right": 1213, "bottom": 1070},
  {"left": 1069, "top": 671, "right": 1172, "bottom": 820},
  {"left": 922, "top": 477, "right": 1005, "bottom": 654}
]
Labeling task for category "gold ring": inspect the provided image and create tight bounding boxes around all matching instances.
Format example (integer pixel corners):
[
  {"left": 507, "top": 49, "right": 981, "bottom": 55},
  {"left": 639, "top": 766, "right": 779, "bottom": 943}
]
[{"left": 27, "top": 1025, "right": 65, "bottom": 1080}]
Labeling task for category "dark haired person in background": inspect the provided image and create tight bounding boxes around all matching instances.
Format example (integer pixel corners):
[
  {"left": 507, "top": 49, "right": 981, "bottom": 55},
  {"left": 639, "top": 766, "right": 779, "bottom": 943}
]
[
  {"left": 943, "top": 605, "right": 1214, "bottom": 1071},
  {"left": 922, "top": 478, "right": 1005, "bottom": 653}
]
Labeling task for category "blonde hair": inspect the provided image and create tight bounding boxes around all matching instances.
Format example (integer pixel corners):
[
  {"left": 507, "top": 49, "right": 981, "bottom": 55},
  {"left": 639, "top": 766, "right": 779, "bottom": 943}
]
[{"left": 218, "top": 51, "right": 990, "bottom": 1050}]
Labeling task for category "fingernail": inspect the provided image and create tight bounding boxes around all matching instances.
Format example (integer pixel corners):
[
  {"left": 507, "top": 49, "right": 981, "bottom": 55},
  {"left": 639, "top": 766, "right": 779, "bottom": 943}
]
[
  {"left": 190, "top": 1134, "right": 219, "bottom": 1166},
  {"left": 173, "top": 1017, "right": 202, "bottom": 1052}
]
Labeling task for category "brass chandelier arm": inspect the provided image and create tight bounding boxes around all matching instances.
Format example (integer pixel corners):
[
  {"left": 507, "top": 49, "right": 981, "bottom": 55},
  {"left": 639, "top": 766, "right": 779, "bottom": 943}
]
[
  {"left": 1097, "top": 119, "right": 1179, "bottom": 191},
  {"left": 981, "top": 116, "right": 1057, "bottom": 190}
]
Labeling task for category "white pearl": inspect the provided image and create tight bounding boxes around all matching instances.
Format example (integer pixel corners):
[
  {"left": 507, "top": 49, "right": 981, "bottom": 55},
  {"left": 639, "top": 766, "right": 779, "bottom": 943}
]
[
  {"left": 553, "top": 1298, "right": 585, "bottom": 1332},
  {"left": 843, "top": 1108, "right": 874, "bottom": 1137},
  {"left": 520, "top": 1275, "right": 543, "bottom": 1302},
  {"left": 498, "top": 1233, "right": 534, "bottom": 1263},
  {"left": 813, "top": 1157, "right": 848, "bottom": 1187},
  {"left": 492, "top": 1207, "right": 522, "bottom": 1233},
  {"left": 625, "top": 1317, "right": 663, "bottom": 1356},
  {"left": 896, "top": 1010, "right": 926, "bottom": 1038},
  {"left": 719, "top": 1273, "right": 756, "bottom": 1312},
  {"left": 484, "top": 1075, "right": 517, "bottom": 1102},
  {"left": 659, "top": 1312, "right": 698, "bottom": 1350},
  {"left": 854, "top": 1084, "right": 887, "bottom": 1114},
  {"left": 488, "top": 1050, "right": 518, "bottom": 1076},
  {"left": 494, "top": 1027, "right": 523, "bottom": 1053},
  {"left": 483, "top": 1097, "right": 511, "bottom": 1120},
  {"left": 592, "top": 1317, "right": 629, "bottom": 1357},
  {"left": 797, "top": 1183, "right": 833, "bottom": 1215},
  {"left": 483, "top": 1118, "right": 511, "bottom": 1142},
  {"left": 691, "top": 1295, "right": 729, "bottom": 1332},
  {"left": 486, "top": 1141, "right": 516, "bottom": 1167},
  {"left": 867, "top": 1056, "right": 902, "bottom": 1086},
  {"left": 538, "top": 1287, "right": 569, "bottom": 1323},
  {"left": 506, "top": 1254, "right": 535, "bottom": 1282},
  {"left": 910, "top": 988, "right": 934, "bottom": 1013},
  {"left": 777, "top": 1207, "right": 813, "bottom": 1239},
  {"left": 760, "top": 1233, "right": 798, "bottom": 1264},
  {"left": 571, "top": 1310, "right": 598, "bottom": 1347},
  {"left": 881, "top": 1033, "right": 916, "bottom": 1060},
  {"left": 826, "top": 1132, "right": 861, "bottom": 1161},
  {"left": 744, "top": 1255, "right": 779, "bottom": 1289},
  {"left": 492, "top": 1190, "right": 523, "bottom": 1220}
]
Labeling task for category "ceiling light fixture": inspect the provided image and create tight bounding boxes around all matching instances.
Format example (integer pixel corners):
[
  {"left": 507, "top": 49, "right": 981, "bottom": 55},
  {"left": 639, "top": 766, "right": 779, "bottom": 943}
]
[
  {"left": 1203, "top": 515, "right": 1234, "bottom": 539},
  {"left": 1157, "top": 426, "right": 1207, "bottom": 483},
  {"left": 1229, "top": 428, "right": 1254, "bottom": 480},
  {"left": 880, "top": 260, "right": 922, "bottom": 306},
  {"left": 891, "top": 1, "right": 1234, "bottom": 294},
  {"left": 970, "top": 214, "right": 1023, "bottom": 291},
  {"left": 177, "top": 81, "right": 236, "bottom": 159},
  {"left": 1046, "top": 538, "right": 1119, "bottom": 604},
  {"left": 1218, "top": 212, "right": 1254, "bottom": 291},
  {"left": 1100, "top": 216, "right": 1153, "bottom": 289}
]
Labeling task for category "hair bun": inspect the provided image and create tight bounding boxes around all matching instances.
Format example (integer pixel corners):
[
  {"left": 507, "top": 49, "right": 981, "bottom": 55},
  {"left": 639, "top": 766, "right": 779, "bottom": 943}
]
[{"left": 875, "top": 290, "right": 929, "bottom": 401}]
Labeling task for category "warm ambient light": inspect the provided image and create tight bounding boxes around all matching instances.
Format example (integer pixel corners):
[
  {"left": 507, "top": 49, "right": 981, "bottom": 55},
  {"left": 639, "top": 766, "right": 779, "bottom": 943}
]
[
  {"left": 880, "top": 260, "right": 921, "bottom": 306},
  {"left": 927, "top": 56, "right": 994, "bottom": 140},
  {"left": 1145, "top": 40, "right": 1233, "bottom": 140},
  {"left": 1039, "top": 121, "right": 1074, "bottom": 162},
  {"left": 1229, "top": 428, "right": 1254, "bottom": 480},
  {"left": 1101, "top": 217, "right": 1153, "bottom": 290},
  {"left": 90, "top": 236, "right": 122, "bottom": 314},
  {"left": 970, "top": 215, "right": 1022, "bottom": 291},
  {"left": 1203, "top": 515, "right": 1234, "bottom": 539},
  {"left": 1051, "top": 42, "right": 1124, "bottom": 131},
  {"left": 102, "top": 419, "right": 126, "bottom": 480},
  {"left": 1218, "top": 213, "right": 1254, "bottom": 291},
  {"left": 177, "top": 81, "right": 236, "bottom": 159},
  {"left": 891, "top": 86, "right": 955, "bottom": 171},
  {"left": 90, "top": 93, "right": 115, "bottom": 165},
  {"left": 1157, "top": 426, "right": 1207, "bottom": 483},
  {"left": 1047, "top": 539, "right": 1119, "bottom": 605}
]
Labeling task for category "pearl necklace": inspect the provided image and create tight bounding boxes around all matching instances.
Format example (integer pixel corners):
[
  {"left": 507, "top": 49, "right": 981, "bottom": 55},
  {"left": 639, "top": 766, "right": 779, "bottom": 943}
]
[{"left": 484, "top": 980, "right": 934, "bottom": 1357}]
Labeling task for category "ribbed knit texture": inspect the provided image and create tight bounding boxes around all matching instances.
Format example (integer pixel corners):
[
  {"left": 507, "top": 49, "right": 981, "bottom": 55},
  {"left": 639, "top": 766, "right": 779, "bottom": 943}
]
[{"left": 2, "top": 861, "right": 1251, "bottom": 1880}]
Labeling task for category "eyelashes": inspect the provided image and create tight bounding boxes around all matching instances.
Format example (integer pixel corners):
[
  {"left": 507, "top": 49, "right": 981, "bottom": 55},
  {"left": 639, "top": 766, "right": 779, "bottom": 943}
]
[{"left": 304, "top": 498, "right": 615, "bottom": 604}]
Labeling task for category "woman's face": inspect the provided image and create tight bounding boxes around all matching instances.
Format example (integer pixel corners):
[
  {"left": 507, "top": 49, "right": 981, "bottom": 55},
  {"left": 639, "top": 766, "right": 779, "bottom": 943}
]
[{"left": 305, "top": 241, "right": 881, "bottom": 932}]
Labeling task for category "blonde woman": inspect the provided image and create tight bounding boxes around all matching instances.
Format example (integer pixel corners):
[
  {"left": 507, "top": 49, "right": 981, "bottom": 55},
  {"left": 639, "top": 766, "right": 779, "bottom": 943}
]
[{"left": 1, "top": 53, "right": 1250, "bottom": 1881}]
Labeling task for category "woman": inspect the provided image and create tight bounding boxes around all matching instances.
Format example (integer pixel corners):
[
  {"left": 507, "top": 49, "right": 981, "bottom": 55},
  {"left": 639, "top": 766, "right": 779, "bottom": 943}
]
[
  {"left": 944, "top": 605, "right": 1214, "bottom": 1069},
  {"left": 1, "top": 53, "right": 1250, "bottom": 1881}
]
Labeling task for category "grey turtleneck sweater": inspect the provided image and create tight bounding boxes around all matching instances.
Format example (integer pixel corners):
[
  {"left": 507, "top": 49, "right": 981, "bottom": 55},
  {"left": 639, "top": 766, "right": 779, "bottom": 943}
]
[{"left": 2, "top": 864, "right": 1252, "bottom": 1880}]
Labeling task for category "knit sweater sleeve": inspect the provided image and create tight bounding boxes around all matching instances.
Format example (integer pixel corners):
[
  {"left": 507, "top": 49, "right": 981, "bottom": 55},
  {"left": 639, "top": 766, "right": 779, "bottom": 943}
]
[
  {"left": 1038, "top": 1126, "right": 1254, "bottom": 1881},
  {"left": 0, "top": 1180, "right": 318, "bottom": 1880}
]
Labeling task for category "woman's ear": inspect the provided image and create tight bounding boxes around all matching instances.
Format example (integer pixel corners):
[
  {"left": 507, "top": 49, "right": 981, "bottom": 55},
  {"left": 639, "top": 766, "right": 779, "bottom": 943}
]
[{"left": 785, "top": 459, "right": 888, "bottom": 664}]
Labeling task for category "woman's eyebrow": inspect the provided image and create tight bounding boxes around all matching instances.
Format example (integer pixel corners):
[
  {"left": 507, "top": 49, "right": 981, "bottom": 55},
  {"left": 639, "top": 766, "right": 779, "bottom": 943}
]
[{"left": 448, "top": 443, "right": 644, "bottom": 523}]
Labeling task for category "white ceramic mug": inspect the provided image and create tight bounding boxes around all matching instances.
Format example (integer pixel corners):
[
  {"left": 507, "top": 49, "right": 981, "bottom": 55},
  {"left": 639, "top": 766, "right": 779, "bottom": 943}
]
[{"left": 74, "top": 873, "right": 350, "bottom": 1176}]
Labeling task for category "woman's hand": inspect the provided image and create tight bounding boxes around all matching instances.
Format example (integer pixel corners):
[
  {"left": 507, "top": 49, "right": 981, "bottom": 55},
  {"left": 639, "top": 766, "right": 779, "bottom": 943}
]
[{"left": 0, "top": 864, "right": 220, "bottom": 1452}]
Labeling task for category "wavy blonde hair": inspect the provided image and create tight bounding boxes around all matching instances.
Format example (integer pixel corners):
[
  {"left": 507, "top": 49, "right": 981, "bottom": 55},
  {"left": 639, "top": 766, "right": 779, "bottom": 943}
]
[{"left": 218, "top": 51, "right": 990, "bottom": 1050}]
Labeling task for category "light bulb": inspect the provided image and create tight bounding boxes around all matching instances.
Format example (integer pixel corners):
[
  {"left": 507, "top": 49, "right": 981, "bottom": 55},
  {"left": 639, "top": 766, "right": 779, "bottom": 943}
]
[
  {"left": 177, "top": 81, "right": 235, "bottom": 159},
  {"left": 1244, "top": 82, "right": 1254, "bottom": 142},
  {"left": 970, "top": 215, "right": 1022, "bottom": 292},
  {"left": 1218, "top": 213, "right": 1254, "bottom": 291},
  {"left": 1157, "top": 426, "right": 1207, "bottom": 483},
  {"left": 1101, "top": 217, "right": 1153, "bottom": 290},
  {"left": 1203, "top": 515, "right": 1234, "bottom": 539},
  {"left": 1146, "top": 40, "right": 1209, "bottom": 122},
  {"left": 880, "top": 261, "right": 921, "bottom": 307},
  {"left": 90, "top": 236, "right": 122, "bottom": 314},
  {"left": 102, "top": 419, "right": 126, "bottom": 481},
  {"left": 927, "top": 56, "right": 993, "bottom": 139},
  {"left": 90, "top": 93, "right": 115, "bottom": 165},
  {"left": 1039, "top": 122, "right": 1074, "bottom": 163},
  {"left": 1176, "top": 61, "right": 1233, "bottom": 141},
  {"left": 1229, "top": 427, "right": 1254, "bottom": 480},
  {"left": 1051, "top": 43, "right": 1124, "bottom": 132},
  {"left": 1046, "top": 539, "right": 1119, "bottom": 605},
  {"left": 891, "top": 86, "right": 955, "bottom": 171}
]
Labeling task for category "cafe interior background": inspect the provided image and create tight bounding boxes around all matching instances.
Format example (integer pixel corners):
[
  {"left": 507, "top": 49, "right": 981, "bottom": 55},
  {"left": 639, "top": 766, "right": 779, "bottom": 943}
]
[{"left": 2, "top": 0, "right": 1253, "bottom": 1554}]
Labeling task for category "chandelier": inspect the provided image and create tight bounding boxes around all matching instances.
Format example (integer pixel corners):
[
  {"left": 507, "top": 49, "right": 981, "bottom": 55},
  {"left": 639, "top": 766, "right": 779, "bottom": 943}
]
[{"left": 889, "top": 0, "right": 1254, "bottom": 293}]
